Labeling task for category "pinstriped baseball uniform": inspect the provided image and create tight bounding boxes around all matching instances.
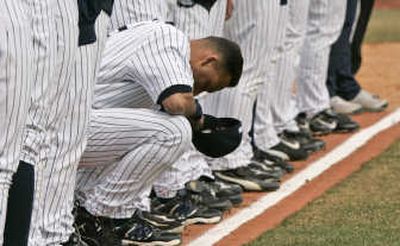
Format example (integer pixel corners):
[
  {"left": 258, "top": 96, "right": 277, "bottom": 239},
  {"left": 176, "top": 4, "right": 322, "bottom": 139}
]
[
  {"left": 153, "top": 0, "right": 228, "bottom": 198},
  {"left": 296, "top": 0, "right": 347, "bottom": 117},
  {"left": 109, "top": 0, "right": 168, "bottom": 32},
  {"left": 167, "top": 0, "right": 227, "bottom": 39},
  {"left": 199, "top": 0, "right": 285, "bottom": 171},
  {"left": 252, "top": 0, "right": 289, "bottom": 151},
  {"left": 20, "top": 0, "right": 57, "bottom": 167},
  {"left": 75, "top": 21, "right": 193, "bottom": 218},
  {"left": 27, "top": 0, "right": 80, "bottom": 244},
  {"left": 0, "top": 1, "right": 32, "bottom": 243},
  {"left": 28, "top": 7, "right": 111, "bottom": 246},
  {"left": 253, "top": 0, "right": 347, "bottom": 149},
  {"left": 268, "top": 0, "right": 311, "bottom": 133}
]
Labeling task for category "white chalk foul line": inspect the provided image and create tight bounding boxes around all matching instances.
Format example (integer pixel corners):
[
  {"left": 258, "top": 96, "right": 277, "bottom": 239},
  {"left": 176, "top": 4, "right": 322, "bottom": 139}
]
[{"left": 189, "top": 108, "right": 400, "bottom": 246}]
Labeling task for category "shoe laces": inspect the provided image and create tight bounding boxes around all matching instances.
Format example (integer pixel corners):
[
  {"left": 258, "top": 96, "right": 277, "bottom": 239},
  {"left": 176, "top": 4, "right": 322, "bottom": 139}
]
[
  {"left": 169, "top": 196, "right": 197, "bottom": 220},
  {"left": 125, "top": 221, "right": 154, "bottom": 241}
]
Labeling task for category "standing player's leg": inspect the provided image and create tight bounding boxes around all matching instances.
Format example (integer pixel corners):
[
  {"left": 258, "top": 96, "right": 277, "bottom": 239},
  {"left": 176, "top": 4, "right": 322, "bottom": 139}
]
[
  {"left": 327, "top": 0, "right": 387, "bottom": 114},
  {"left": 296, "top": 0, "right": 347, "bottom": 116},
  {"left": 27, "top": 0, "right": 80, "bottom": 244},
  {"left": 295, "top": 0, "right": 359, "bottom": 136},
  {"left": 265, "top": 0, "right": 310, "bottom": 134},
  {"left": 351, "top": 0, "right": 375, "bottom": 73},
  {"left": 203, "top": 0, "right": 283, "bottom": 191},
  {"left": 4, "top": 1, "right": 58, "bottom": 244},
  {"left": 0, "top": 1, "right": 32, "bottom": 244},
  {"left": 252, "top": 1, "right": 310, "bottom": 163},
  {"left": 39, "top": 13, "right": 110, "bottom": 245},
  {"left": 327, "top": 0, "right": 363, "bottom": 114},
  {"left": 253, "top": 0, "right": 326, "bottom": 162}
]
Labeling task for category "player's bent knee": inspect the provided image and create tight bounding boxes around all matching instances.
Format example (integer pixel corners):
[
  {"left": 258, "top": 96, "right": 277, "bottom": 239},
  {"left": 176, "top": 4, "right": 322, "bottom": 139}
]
[{"left": 159, "top": 115, "right": 192, "bottom": 156}]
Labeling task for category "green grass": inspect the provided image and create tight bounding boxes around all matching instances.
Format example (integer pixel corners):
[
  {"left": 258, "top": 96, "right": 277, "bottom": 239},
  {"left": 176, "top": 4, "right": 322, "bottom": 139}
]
[
  {"left": 248, "top": 140, "right": 400, "bottom": 246},
  {"left": 365, "top": 9, "right": 400, "bottom": 43}
]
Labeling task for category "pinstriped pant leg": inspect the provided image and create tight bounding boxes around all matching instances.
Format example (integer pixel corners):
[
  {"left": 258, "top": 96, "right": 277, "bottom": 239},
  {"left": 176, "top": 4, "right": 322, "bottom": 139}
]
[
  {"left": 36, "top": 13, "right": 110, "bottom": 245},
  {"left": 296, "top": 0, "right": 347, "bottom": 116},
  {"left": 27, "top": 1, "right": 80, "bottom": 244},
  {"left": 78, "top": 109, "right": 192, "bottom": 218},
  {"left": 0, "top": 1, "right": 32, "bottom": 244},
  {"left": 202, "top": 0, "right": 284, "bottom": 170},
  {"left": 253, "top": 1, "right": 290, "bottom": 150},
  {"left": 272, "top": 0, "right": 310, "bottom": 132}
]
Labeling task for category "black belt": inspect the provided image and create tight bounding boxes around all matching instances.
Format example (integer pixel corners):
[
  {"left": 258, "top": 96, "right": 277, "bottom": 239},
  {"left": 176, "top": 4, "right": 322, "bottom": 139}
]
[
  {"left": 118, "top": 25, "right": 128, "bottom": 32},
  {"left": 116, "top": 20, "right": 175, "bottom": 33}
]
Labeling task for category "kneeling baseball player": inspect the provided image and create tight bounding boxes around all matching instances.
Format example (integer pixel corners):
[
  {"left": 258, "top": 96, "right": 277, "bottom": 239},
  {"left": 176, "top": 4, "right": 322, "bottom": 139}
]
[{"left": 74, "top": 20, "right": 243, "bottom": 246}]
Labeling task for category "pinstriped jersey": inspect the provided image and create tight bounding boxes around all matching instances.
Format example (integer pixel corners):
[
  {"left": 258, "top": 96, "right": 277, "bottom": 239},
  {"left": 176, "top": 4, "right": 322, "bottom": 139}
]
[
  {"left": 94, "top": 21, "right": 193, "bottom": 109},
  {"left": 167, "top": 0, "right": 227, "bottom": 39},
  {"left": 109, "top": 0, "right": 168, "bottom": 32}
]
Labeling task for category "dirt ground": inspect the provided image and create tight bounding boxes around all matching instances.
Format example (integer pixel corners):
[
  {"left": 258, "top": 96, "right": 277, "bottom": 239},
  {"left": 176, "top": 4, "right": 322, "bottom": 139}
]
[
  {"left": 376, "top": 0, "right": 400, "bottom": 9},
  {"left": 182, "top": 43, "right": 400, "bottom": 245}
]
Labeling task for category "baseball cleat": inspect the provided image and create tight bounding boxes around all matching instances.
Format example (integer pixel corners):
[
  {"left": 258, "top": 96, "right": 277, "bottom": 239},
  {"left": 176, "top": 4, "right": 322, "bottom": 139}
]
[
  {"left": 140, "top": 211, "right": 185, "bottom": 234},
  {"left": 186, "top": 180, "right": 233, "bottom": 211},
  {"left": 197, "top": 177, "right": 243, "bottom": 206},
  {"left": 121, "top": 218, "right": 181, "bottom": 246},
  {"left": 252, "top": 148, "right": 294, "bottom": 173},
  {"left": 350, "top": 90, "right": 388, "bottom": 112},
  {"left": 266, "top": 140, "right": 309, "bottom": 162},
  {"left": 279, "top": 130, "right": 326, "bottom": 154},
  {"left": 61, "top": 231, "right": 90, "bottom": 246},
  {"left": 332, "top": 112, "right": 359, "bottom": 133},
  {"left": 308, "top": 109, "right": 338, "bottom": 136},
  {"left": 73, "top": 205, "right": 121, "bottom": 246},
  {"left": 214, "top": 167, "right": 280, "bottom": 192},
  {"left": 330, "top": 96, "right": 363, "bottom": 115},
  {"left": 151, "top": 190, "right": 223, "bottom": 225}
]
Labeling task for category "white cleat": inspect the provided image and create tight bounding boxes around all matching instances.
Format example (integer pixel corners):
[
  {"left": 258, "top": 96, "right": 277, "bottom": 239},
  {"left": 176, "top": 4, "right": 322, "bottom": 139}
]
[
  {"left": 351, "top": 90, "right": 388, "bottom": 112},
  {"left": 330, "top": 96, "right": 363, "bottom": 115}
]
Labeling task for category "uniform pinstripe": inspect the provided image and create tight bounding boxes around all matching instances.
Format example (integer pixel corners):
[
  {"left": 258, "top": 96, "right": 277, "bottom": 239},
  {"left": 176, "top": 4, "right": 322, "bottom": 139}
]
[
  {"left": 75, "top": 21, "right": 193, "bottom": 218},
  {"left": 109, "top": 0, "right": 169, "bottom": 32},
  {"left": 253, "top": 0, "right": 347, "bottom": 149},
  {"left": 269, "top": 0, "right": 311, "bottom": 133},
  {"left": 28, "top": 4, "right": 111, "bottom": 245},
  {"left": 199, "top": 0, "right": 285, "bottom": 171},
  {"left": 167, "top": 0, "right": 227, "bottom": 39},
  {"left": 0, "top": 1, "right": 32, "bottom": 243},
  {"left": 153, "top": 0, "right": 228, "bottom": 198},
  {"left": 252, "top": 0, "right": 289, "bottom": 151},
  {"left": 20, "top": 0, "right": 57, "bottom": 167},
  {"left": 296, "top": 0, "right": 347, "bottom": 116},
  {"left": 28, "top": 0, "right": 79, "bottom": 244}
]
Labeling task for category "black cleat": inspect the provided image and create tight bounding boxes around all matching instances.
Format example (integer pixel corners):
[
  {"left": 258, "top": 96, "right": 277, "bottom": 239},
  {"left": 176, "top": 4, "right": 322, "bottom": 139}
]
[
  {"left": 121, "top": 212, "right": 181, "bottom": 246},
  {"left": 266, "top": 140, "right": 309, "bottom": 162},
  {"left": 196, "top": 177, "right": 243, "bottom": 206},
  {"left": 214, "top": 166, "right": 280, "bottom": 192},
  {"left": 280, "top": 130, "right": 326, "bottom": 154},
  {"left": 151, "top": 190, "right": 223, "bottom": 225},
  {"left": 74, "top": 205, "right": 121, "bottom": 246},
  {"left": 252, "top": 147, "right": 294, "bottom": 173},
  {"left": 186, "top": 180, "right": 233, "bottom": 211}
]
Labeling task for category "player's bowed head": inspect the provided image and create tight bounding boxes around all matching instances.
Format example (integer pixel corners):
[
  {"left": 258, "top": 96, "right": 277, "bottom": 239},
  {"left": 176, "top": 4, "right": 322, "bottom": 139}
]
[
  {"left": 161, "top": 36, "right": 243, "bottom": 129},
  {"left": 161, "top": 36, "right": 243, "bottom": 117},
  {"left": 190, "top": 36, "right": 243, "bottom": 95}
]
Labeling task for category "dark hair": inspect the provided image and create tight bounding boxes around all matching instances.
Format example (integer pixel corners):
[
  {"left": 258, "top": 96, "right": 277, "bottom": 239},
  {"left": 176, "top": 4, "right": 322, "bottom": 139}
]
[{"left": 205, "top": 36, "right": 243, "bottom": 87}]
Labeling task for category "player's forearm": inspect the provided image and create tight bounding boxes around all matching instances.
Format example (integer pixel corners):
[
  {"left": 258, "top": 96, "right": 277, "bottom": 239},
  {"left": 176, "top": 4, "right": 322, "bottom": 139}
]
[
  {"left": 161, "top": 92, "right": 204, "bottom": 129},
  {"left": 162, "top": 92, "right": 195, "bottom": 115}
]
